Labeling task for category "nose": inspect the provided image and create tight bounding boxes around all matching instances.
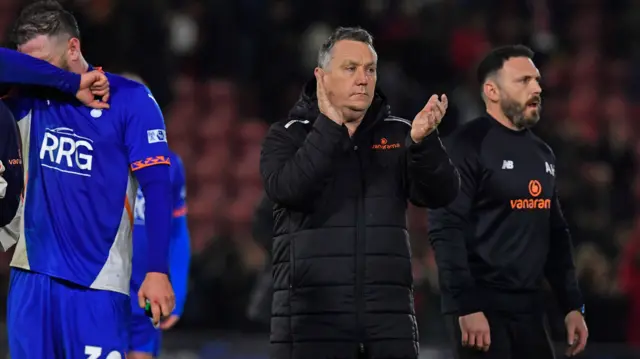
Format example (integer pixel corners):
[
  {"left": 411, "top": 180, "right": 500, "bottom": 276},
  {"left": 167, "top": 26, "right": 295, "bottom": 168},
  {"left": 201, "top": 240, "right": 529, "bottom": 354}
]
[
  {"left": 355, "top": 67, "right": 368, "bottom": 86},
  {"left": 531, "top": 79, "right": 542, "bottom": 95}
]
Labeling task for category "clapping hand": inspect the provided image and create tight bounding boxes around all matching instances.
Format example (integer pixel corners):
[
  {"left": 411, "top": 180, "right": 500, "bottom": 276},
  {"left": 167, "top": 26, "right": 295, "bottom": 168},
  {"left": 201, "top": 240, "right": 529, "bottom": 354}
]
[{"left": 410, "top": 94, "right": 448, "bottom": 143}]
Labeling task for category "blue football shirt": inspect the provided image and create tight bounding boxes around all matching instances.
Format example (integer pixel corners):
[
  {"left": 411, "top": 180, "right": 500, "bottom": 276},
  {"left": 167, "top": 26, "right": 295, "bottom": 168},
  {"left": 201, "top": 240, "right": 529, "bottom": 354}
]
[{"left": 4, "top": 71, "right": 170, "bottom": 295}]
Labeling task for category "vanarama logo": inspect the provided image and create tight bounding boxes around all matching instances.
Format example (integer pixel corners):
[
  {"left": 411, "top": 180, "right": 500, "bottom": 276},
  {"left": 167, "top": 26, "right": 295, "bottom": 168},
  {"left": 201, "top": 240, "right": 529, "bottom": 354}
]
[
  {"left": 371, "top": 137, "right": 401, "bottom": 150},
  {"left": 510, "top": 180, "right": 551, "bottom": 210}
]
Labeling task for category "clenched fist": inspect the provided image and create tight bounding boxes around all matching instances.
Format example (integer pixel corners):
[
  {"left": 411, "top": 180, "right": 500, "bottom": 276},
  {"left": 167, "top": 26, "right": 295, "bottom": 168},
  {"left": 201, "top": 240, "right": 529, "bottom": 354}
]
[{"left": 410, "top": 94, "right": 448, "bottom": 143}]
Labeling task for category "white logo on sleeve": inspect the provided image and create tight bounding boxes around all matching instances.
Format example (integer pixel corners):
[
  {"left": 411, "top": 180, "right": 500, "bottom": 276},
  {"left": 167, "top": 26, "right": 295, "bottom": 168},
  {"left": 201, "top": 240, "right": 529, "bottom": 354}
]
[
  {"left": 147, "top": 129, "right": 167, "bottom": 144},
  {"left": 545, "top": 162, "right": 555, "bottom": 176},
  {"left": 134, "top": 188, "right": 145, "bottom": 224},
  {"left": 502, "top": 160, "right": 514, "bottom": 170},
  {"left": 39, "top": 127, "right": 94, "bottom": 177}
]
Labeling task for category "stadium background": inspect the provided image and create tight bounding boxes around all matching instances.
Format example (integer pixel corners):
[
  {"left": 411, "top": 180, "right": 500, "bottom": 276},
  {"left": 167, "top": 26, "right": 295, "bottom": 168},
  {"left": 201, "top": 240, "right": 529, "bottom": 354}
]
[{"left": 1, "top": 0, "right": 640, "bottom": 358}]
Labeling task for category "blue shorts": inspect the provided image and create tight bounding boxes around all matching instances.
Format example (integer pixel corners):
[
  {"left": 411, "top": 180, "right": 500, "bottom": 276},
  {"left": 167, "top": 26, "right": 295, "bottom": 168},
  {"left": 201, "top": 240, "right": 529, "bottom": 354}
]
[
  {"left": 128, "top": 313, "right": 161, "bottom": 356},
  {"left": 7, "top": 268, "right": 130, "bottom": 359}
]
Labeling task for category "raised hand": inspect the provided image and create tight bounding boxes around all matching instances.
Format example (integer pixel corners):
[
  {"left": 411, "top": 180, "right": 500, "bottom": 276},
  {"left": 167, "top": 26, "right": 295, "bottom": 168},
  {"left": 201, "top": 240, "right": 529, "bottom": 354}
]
[
  {"left": 77, "top": 70, "right": 110, "bottom": 109},
  {"left": 315, "top": 71, "right": 344, "bottom": 125},
  {"left": 410, "top": 94, "right": 448, "bottom": 143}
]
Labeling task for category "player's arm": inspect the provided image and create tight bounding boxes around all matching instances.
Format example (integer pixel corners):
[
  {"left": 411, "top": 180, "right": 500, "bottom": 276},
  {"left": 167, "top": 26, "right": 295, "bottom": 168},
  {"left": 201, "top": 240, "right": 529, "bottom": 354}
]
[
  {"left": 169, "top": 156, "right": 190, "bottom": 317},
  {"left": 427, "top": 135, "right": 480, "bottom": 315},
  {"left": 126, "top": 87, "right": 172, "bottom": 275},
  {"left": 0, "top": 47, "right": 80, "bottom": 94},
  {"left": 544, "top": 190, "right": 584, "bottom": 316},
  {"left": 260, "top": 115, "right": 347, "bottom": 209},
  {"left": 0, "top": 101, "right": 23, "bottom": 227},
  {"left": 406, "top": 129, "right": 460, "bottom": 208}
]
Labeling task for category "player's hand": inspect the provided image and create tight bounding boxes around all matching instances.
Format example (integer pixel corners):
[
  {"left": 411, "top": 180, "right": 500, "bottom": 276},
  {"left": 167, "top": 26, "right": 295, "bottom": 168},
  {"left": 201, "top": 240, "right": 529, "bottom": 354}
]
[
  {"left": 138, "top": 272, "right": 175, "bottom": 326},
  {"left": 159, "top": 314, "right": 180, "bottom": 330},
  {"left": 77, "top": 70, "right": 110, "bottom": 109},
  {"left": 565, "top": 310, "right": 588, "bottom": 356},
  {"left": 459, "top": 312, "right": 491, "bottom": 352},
  {"left": 410, "top": 94, "right": 448, "bottom": 143},
  {"left": 315, "top": 70, "right": 344, "bottom": 125}
]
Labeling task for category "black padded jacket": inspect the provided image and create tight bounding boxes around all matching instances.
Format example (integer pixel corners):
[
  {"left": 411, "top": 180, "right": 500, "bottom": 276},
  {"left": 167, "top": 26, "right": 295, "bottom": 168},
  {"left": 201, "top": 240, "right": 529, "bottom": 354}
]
[{"left": 260, "top": 80, "right": 460, "bottom": 359}]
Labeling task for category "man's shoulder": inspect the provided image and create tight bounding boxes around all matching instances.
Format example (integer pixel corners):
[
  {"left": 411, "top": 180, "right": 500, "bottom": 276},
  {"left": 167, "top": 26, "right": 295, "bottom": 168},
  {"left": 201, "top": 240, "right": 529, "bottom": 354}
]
[
  {"left": 106, "top": 73, "right": 158, "bottom": 107},
  {"left": 448, "top": 117, "right": 492, "bottom": 145},
  {"left": 527, "top": 130, "right": 555, "bottom": 158}
]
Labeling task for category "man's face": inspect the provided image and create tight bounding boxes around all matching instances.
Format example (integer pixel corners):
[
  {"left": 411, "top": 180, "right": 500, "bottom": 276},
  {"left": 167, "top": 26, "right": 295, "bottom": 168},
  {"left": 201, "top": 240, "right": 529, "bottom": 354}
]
[
  {"left": 18, "top": 34, "right": 70, "bottom": 70},
  {"left": 496, "top": 57, "right": 542, "bottom": 129},
  {"left": 322, "top": 40, "right": 377, "bottom": 121}
]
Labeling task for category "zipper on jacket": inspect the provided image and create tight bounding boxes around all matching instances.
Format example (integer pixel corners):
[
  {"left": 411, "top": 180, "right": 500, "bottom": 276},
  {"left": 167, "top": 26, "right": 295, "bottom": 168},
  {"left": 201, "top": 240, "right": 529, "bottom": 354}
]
[{"left": 354, "top": 143, "right": 367, "bottom": 350}]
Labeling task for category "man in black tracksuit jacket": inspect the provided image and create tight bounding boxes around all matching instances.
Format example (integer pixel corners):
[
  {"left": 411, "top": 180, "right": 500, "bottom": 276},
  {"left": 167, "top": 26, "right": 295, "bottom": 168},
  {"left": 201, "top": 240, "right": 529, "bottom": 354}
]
[
  {"left": 0, "top": 100, "right": 23, "bottom": 227},
  {"left": 260, "top": 27, "right": 460, "bottom": 359},
  {"left": 427, "top": 45, "right": 587, "bottom": 359}
]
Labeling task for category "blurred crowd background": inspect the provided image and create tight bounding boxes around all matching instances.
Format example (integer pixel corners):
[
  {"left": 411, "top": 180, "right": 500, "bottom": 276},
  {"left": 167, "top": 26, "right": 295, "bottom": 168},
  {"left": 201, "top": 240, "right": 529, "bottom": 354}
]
[{"left": 1, "top": 0, "right": 640, "bottom": 358}]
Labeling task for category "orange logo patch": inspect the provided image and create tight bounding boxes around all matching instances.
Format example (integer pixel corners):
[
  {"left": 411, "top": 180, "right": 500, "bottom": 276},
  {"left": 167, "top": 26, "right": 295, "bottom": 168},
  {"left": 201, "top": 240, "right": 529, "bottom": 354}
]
[
  {"left": 510, "top": 180, "right": 550, "bottom": 210},
  {"left": 371, "top": 137, "right": 401, "bottom": 150}
]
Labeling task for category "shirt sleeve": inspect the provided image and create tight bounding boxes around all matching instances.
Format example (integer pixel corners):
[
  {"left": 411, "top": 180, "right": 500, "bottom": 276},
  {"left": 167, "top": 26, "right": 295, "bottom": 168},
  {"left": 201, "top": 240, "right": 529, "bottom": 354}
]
[
  {"left": 171, "top": 154, "right": 187, "bottom": 218},
  {"left": 124, "top": 86, "right": 171, "bottom": 171},
  {"left": 427, "top": 133, "right": 482, "bottom": 315},
  {"left": 0, "top": 47, "right": 80, "bottom": 94}
]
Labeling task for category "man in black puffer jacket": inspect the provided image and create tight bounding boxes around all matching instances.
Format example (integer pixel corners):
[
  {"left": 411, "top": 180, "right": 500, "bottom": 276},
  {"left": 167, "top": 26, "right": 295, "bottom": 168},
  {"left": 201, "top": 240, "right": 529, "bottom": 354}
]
[{"left": 260, "top": 27, "right": 460, "bottom": 359}]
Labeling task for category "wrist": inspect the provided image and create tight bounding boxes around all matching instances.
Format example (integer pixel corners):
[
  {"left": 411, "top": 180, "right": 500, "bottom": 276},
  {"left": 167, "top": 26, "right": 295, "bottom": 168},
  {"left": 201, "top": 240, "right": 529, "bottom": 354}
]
[{"left": 146, "top": 272, "right": 169, "bottom": 278}]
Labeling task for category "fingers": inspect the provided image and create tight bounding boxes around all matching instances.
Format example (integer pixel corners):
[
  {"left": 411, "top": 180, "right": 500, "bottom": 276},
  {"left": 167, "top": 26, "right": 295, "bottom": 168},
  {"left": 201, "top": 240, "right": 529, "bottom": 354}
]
[
  {"left": 151, "top": 301, "right": 162, "bottom": 325},
  {"left": 422, "top": 94, "right": 438, "bottom": 112},
  {"left": 572, "top": 328, "right": 588, "bottom": 356},
  {"left": 137, "top": 291, "right": 146, "bottom": 309},
  {"left": 461, "top": 330, "right": 469, "bottom": 347},
  {"left": 159, "top": 315, "right": 179, "bottom": 330},
  {"left": 481, "top": 331, "right": 491, "bottom": 352},
  {"left": 566, "top": 325, "right": 576, "bottom": 347},
  {"left": 88, "top": 100, "right": 110, "bottom": 109}
]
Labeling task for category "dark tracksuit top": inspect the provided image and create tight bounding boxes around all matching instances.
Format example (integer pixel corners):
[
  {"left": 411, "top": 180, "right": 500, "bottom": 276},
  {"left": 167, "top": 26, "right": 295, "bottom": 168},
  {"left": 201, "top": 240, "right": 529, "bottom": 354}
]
[{"left": 427, "top": 115, "right": 583, "bottom": 317}]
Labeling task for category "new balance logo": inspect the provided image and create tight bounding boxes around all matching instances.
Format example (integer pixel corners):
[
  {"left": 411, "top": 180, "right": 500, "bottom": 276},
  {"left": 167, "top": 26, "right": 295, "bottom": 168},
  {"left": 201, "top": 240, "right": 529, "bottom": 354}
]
[
  {"left": 39, "top": 127, "right": 94, "bottom": 177},
  {"left": 502, "top": 160, "right": 514, "bottom": 169},
  {"left": 545, "top": 162, "right": 555, "bottom": 176}
]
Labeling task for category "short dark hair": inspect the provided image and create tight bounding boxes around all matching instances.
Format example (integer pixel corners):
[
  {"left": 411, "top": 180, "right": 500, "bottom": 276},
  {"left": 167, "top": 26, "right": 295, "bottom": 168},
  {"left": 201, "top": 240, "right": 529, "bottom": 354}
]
[
  {"left": 476, "top": 45, "right": 535, "bottom": 85},
  {"left": 11, "top": 0, "right": 80, "bottom": 46},
  {"left": 318, "top": 27, "right": 375, "bottom": 68}
]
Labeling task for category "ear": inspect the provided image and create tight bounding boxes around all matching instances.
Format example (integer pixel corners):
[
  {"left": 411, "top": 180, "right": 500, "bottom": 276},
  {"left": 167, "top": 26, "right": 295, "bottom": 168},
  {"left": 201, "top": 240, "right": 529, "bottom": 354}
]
[
  {"left": 67, "top": 38, "right": 81, "bottom": 61},
  {"left": 483, "top": 80, "right": 500, "bottom": 102}
]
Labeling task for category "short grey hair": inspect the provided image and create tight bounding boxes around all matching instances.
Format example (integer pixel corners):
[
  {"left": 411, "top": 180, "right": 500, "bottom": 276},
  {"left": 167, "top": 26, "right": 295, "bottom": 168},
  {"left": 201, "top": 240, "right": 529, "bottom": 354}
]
[{"left": 317, "top": 27, "right": 375, "bottom": 69}]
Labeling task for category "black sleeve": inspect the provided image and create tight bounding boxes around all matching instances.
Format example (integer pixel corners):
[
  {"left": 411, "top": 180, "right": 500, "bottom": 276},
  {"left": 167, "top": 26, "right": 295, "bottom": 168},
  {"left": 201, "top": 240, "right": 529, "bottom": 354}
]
[
  {"left": 427, "top": 135, "right": 480, "bottom": 315},
  {"left": 260, "top": 115, "right": 347, "bottom": 209},
  {"left": 544, "top": 191, "right": 584, "bottom": 315},
  {"left": 0, "top": 101, "right": 23, "bottom": 227},
  {"left": 406, "top": 130, "right": 460, "bottom": 208},
  {"left": 252, "top": 193, "right": 275, "bottom": 252}
]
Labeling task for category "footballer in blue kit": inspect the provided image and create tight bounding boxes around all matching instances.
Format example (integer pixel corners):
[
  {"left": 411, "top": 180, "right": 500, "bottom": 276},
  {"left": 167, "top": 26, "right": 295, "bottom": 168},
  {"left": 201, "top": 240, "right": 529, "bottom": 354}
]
[
  {"left": 0, "top": 2, "right": 175, "bottom": 359},
  {"left": 130, "top": 150, "right": 191, "bottom": 359}
]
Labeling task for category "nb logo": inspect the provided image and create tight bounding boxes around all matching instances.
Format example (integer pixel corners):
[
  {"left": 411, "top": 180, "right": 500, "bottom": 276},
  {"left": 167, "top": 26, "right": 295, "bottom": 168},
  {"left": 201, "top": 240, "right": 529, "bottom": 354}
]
[
  {"left": 502, "top": 160, "right": 514, "bottom": 170},
  {"left": 134, "top": 188, "right": 145, "bottom": 224},
  {"left": 545, "top": 162, "right": 555, "bottom": 176},
  {"left": 39, "top": 127, "right": 94, "bottom": 177}
]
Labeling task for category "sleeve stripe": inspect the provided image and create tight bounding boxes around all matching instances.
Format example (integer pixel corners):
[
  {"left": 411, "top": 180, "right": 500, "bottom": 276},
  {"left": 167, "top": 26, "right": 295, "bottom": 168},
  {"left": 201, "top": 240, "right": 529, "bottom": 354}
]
[
  {"left": 131, "top": 155, "right": 171, "bottom": 171},
  {"left": 173, "top": 206, "right": 187, "bottom": 218}
]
